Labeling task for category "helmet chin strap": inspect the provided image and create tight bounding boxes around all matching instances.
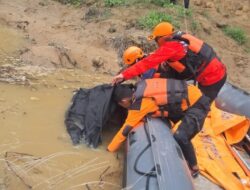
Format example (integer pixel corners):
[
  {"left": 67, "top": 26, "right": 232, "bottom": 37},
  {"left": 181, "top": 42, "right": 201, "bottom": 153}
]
[{"left": 135, "top": 57, "right": 143, "bottom": 63}]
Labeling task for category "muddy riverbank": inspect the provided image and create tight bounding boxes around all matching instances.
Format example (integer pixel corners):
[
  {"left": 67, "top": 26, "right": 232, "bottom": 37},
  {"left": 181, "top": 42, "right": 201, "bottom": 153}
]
[{"left": 0, "top": 0, "right": 249, "bottom": 189}]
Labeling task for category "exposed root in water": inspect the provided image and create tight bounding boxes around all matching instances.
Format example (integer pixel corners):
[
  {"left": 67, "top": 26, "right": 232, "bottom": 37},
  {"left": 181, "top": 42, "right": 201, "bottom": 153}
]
[
  {"left": 32, "top": 157, "right": 99, "bottom": 188},
  {"left": 51, "top": 165, "right": 110, "bottom": 189},
  {"left": 3, "top": 152, "right": 115, "bottom": 189},
  {"left": 4, "top": 152, "right": 33, "bottom": 189},
  {"left": 48, "top": 161, "right": 110, "bottom": 188},
  {"left": 0, "top": 145, "right": 21, "bottom": 156},
  {"left": 24, "top": 151, "right": 82, "bottom": 172},
  {"left": 99, "top": 166, "right": 111, "bottom": 184},
  {"left": 4, "top": 151, "right": 97, "bottom": 189}
]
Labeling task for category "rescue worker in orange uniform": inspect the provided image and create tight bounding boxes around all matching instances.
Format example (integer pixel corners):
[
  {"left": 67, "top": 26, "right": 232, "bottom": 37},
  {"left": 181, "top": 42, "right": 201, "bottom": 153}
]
[
  {"left": 111, "top": 22, "right": 227, "bottom": 176},
  {"left": 122, "top": 46, "right": 160, "bottom": 80},
  {"left": 108, "top": 78, "right": 205, "bottom": 177},
  {"left": 113, "top": 22, "right": 227, "bottom": 100}
]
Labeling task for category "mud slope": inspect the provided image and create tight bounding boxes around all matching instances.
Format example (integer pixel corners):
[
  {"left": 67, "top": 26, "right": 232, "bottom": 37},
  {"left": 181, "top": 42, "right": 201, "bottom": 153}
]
[{"left": 0, "top": 0, "right": 249, "bottom": 88}]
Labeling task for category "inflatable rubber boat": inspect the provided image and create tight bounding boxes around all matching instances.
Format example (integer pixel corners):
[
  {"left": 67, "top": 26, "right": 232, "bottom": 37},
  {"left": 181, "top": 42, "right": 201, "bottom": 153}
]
[
  {"left": 123, "top": 117, "right": 194, "bottom": 190},
  {"left": 216, "top": 82, "right": 250, "bottom": 118},
  {"left": 123, "top": 83, "right": 250, "bottom": 190}
]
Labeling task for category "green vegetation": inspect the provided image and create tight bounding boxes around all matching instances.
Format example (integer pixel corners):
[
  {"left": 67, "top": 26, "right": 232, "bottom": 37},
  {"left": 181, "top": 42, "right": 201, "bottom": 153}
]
[
  {"left": 176, "top": 5, "right": 192, "bottom": 18},
  {"left": 103, "top": 0, "right": 181, "bottom": 7},
  {"left": 163, "top": 3, "right": 192, "bottom": 18},
  {"left": 104, "top": 0, "right": 172, "bottom": 7},
  {"left": 55, "top": 0, "right": 84, "bottom": 6},
  {"left": 150, "top": 0, "right": 171, "bottom": 6},
  {"left": 223, "top": 26, "right": 247, "bottom": 45},
  {"left": 135, "top": 0, "right": 194, "bottom": 31},
  {"left": 137, "top": 6, "right": 194, "bottom": 30},
  {"left": 137, "top": 11, "right": 175, "bottom": 29},
  {"left": 56, "top": 0, "right": 198, "bottom": 33},
  {"left": 104, "top": 0, "right": 125, "bottom": 6}
]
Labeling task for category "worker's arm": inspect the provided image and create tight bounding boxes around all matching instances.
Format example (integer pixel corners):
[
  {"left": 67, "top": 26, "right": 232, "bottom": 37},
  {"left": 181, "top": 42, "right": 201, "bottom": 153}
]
[
  {"left": 107, "top": 98, "right": 158, "bottom": 152},
  {"left": 122, "top": 41, "right": 186, "bottom": 80}
]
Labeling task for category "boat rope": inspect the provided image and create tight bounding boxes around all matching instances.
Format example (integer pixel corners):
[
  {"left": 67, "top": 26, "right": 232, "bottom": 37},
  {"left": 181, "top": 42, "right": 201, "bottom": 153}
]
[
  {"left": 184, "top": 8, "right": 188, "bottom": 33},
  {"left": 132, "top": 122, "right": 157, "bottom": 189}
]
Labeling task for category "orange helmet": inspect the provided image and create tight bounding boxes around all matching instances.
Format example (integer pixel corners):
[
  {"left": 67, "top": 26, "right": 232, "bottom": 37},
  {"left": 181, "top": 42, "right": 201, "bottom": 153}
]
[
  {"left": 123, "top": 46, "right": 144, "bottom": 65},
  {"left": 148, "top": 22, "right": 174, "bottom": 41}
]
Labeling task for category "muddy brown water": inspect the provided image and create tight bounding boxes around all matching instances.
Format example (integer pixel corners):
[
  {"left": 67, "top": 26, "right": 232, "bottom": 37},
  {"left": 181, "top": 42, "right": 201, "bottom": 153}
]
[
  {"left": 0, "top": 25, "right": 122, "bottom": 190},
  {"left": 0, "top": 82, "right": 124, "bottom": 190},
  {"left": 0, "top": 23, "right": 222, "bottom": 190}
]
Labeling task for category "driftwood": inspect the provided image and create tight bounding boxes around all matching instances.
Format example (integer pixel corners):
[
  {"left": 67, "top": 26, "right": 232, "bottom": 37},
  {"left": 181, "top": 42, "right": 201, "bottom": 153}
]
[
  {"left": 4, "top": 152, "right": 33, "bottom": 189},
  {"left": 99, "top": 166, "right": 111, "bottom": 184},
  {"left": 85, "top": 183, "right": 91, "bottom": 190}
]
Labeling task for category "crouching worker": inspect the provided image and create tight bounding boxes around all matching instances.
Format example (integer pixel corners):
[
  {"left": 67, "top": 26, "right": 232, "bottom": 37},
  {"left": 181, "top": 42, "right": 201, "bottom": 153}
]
[
  {"left": 122, "top": 46, "right": 161, "bottom": 80},
  {"left": 107, "top": 78, "right": 209, "bottom": 177}
]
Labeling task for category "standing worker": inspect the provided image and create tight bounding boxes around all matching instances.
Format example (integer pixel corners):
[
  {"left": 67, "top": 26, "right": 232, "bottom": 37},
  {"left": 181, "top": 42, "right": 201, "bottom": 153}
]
[{"left": 111, "top": 22, "right": 227, "bottom": 175}]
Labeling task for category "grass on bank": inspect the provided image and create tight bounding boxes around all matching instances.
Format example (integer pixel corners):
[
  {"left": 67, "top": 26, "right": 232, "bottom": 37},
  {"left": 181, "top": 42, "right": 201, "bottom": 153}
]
[
  {"left": 135, "top": 0, "right": 193, "bottom": 30},
  {"left": 55, "top": 0, "right": 84, "bottom": 6},
  {"left": 104, "top": 0, "right": 125, "bottom": 7},
  {"left": 55, "top": 0, "right": 198, "bottom": 33},
  {"left": 137, "top": 6, "right": 193, "bottom": 30},
  {"left": 104, "top": 0, "right": 172, "bottom": 7},
  {"left": 223, "top": 26, "right": 247, "bottom": 45},
  {"left": 148, "top": 0, "right": 171, "bottom": 6},
  {"left": 55, "top": 0, "right": 175, "bottom": 7},
  {"left": 137, "top": 11, "right": 177, "bottom": 29}
]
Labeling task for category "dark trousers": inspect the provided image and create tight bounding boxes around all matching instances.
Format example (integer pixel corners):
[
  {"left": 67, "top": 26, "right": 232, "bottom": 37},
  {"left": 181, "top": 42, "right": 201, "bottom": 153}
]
[
  {"left": 174, "top": 74, "right": 227, "bottom": 168},
  {"left": 199, "top": 74, "right": 227, "bottom": 101},
  {"left": 170, "top": 0, "right": 190, "bottom": 8}
]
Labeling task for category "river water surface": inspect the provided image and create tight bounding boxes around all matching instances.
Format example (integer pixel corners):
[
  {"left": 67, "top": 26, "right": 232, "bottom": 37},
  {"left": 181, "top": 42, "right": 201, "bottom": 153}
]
[
  {"left": 0, "top": 83, "right": 123, "bottom": 190},
  {"left": 0, "top": 25, "right": 122, "bottom": 190}
]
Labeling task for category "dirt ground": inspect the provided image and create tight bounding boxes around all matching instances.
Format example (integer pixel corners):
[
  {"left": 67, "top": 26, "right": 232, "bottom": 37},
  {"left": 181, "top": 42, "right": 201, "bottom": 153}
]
[
  {"left": 0, "top": 0, "right": 249, "bottom": 189},
  {"left": 0, "top": 0, "right": 249, "bottom": 88}
]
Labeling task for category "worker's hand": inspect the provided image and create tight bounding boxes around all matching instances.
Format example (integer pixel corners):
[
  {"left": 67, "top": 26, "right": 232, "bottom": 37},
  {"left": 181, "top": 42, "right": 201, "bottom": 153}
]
[
  {"left": 159, "top": 62, "right": 168, "bottom": 72},
  {"left": 112, "top": 73, "right": 124, "bottom": 86}
]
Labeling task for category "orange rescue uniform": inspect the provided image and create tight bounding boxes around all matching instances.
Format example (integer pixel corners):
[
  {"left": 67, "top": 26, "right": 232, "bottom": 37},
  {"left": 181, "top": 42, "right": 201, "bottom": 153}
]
[{"left": 107, "top": 85, "right": 202, "bottom": 152}]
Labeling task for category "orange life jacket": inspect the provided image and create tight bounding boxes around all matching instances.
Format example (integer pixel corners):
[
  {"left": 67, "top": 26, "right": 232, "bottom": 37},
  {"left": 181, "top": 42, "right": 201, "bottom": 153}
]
[
  {"left": 168, "top": 32, "right": 221, "bottom": 83},
  {"left": 134, "top": 78, "right": 189, "bottom": 116}
]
